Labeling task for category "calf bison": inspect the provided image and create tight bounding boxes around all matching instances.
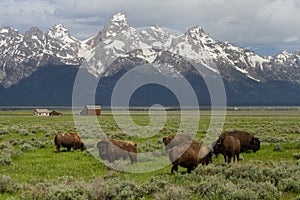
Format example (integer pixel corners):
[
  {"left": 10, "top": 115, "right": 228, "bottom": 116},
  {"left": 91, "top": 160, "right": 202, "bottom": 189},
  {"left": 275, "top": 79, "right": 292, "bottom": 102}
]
[
  {"left": 54, "top": 132, "right": 85, "bottom": 153},
  {"left": 97, "top": 139, "right": 137, "bottom": 164},
  {"left": 213, "top": 135, "right": 241, "bottom": 163},
  {"left": 219, "top": 131, "right": 260, "bottom": 153},
  {"left": 163, "top": 134, "right": 212, "bottom": 174}
]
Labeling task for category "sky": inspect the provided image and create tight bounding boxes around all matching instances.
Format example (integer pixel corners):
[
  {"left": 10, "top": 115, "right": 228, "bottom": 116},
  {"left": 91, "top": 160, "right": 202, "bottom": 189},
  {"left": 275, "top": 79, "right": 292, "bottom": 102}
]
[{"left": 0, "top": 0, "right": 300, "bottom": 56}]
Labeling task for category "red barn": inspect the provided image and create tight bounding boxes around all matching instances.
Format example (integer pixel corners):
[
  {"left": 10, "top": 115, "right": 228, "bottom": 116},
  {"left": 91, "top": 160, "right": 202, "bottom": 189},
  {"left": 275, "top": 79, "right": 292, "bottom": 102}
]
[{"left": 80, "top": 105, "right": 101, "bottom": 116}]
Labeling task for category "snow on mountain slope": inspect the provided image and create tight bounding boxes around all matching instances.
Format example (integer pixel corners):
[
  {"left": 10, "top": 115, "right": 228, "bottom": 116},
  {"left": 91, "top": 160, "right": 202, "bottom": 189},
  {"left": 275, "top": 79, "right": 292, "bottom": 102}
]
[
  {"left": 1, "top": 12, "right": 300, "bottom": 89},
  {"left": 0, "top": 24, "right": 82, "bottom": 87},
  {"left": 46, "top": 24, "right": 82, "bottom": 64}
]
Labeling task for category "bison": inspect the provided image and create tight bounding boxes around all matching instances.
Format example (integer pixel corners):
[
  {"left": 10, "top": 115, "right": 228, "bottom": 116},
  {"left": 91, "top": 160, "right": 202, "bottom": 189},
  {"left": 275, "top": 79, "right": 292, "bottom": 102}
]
[
  {"left": 219, "top": 130, "right": 260, "bottom": 153},
  {"left": 54, "top": 132, "right": 85, "bottom": 153},
  {"left": 163, "top": 134, "right": 212, "bottom": 174},
  {"left": 213, "top": 135, "right": 241, "bottom": 163},
  {"left": 97, "top": 139, "right": 137, "bottom": 164}
]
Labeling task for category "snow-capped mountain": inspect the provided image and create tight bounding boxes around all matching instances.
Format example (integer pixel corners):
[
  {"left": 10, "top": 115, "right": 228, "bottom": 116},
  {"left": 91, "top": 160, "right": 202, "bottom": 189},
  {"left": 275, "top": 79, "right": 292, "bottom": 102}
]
[
  {"left": 81, "top": 13, "right": 300, "bottom": 85},
  {"left": 0, "top": 23, "right": 82, "bottom": 88},
  {"left": 0, "top": 12, "right": 300, "bottom": 106}
]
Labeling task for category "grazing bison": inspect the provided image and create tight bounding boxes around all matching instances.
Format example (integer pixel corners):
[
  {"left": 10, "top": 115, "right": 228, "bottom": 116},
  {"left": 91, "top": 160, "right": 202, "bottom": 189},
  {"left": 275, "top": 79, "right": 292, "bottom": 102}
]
[
  {"left": 213, "top": 135, "right": 241, "bottom": 163},
  {"left": 54, "top": 132, "right": 85, "bottom": 153},
  {"left": 97, "top": 139, "right": 137, "bottom": 164},
  {"left": 163, "top": 134, "right": 212, "bottom": 174},
  {"left": 219, "top": 131, "right": 260, "bottom": 153}
]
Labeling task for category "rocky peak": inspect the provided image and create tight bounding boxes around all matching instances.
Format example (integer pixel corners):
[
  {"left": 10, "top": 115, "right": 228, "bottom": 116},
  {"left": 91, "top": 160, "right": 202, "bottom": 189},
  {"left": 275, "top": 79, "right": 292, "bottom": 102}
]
[
  {"left": 46, "top": 24, "right": 80, "bottom": 51},
  {"left": 272, "top": 51, "right": 300, "bottom": 67},
  {"left": 24, "top": 27, "right": 45, "bottom": 41},
  {"left": 185, "top": 26, "right": 207, "bottom": 40},
  {"left": 100, "top": 12, "right": 130, "bottom": 39},
  {"left": 0, "top": 26, "right": 20, "bottom": 36},
  {"left": 111, "top": 12, "right": 128, "bottom": 25},
  {"left": 47, "top": 24, "right": 74, "bottom": 41},
  {"left": 274, "top": 51, "right": 292, "bottom": 61},
  {"left": 86, "top": 13, "right": 130, "bottom": 48},
  {"left": 0, "top": 27, "right": 23, "bottom": 45},
  {"left": 139, "top": 25, "right": 171, "bottom": 46}
]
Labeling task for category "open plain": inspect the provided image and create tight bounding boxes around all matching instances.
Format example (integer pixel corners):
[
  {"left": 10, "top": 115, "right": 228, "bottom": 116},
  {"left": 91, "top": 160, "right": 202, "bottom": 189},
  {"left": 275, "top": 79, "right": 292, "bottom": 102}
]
[{"left": 0, "top": 108, "right": 300, "bottom": 199}]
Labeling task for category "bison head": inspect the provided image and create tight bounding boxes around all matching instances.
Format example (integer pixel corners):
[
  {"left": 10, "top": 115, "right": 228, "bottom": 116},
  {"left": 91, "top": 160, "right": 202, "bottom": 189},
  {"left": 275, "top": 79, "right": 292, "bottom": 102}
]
[
  {"left": 97, "top": 140, "right": 109, "bottom": 160},
  {"left": 163, "top": 136, "right": 172, "bottom": 146},
  {"left": 162, "top": 136, "right": 175, "bottom": 151},
  {"left": 212, "top": 138, "right": 223, "bottom": 157},
  {"left": 250, "top": 137, "right": 260, "bottom": 152},
  {"left": 80, "top": 142, "right": 86, "bottom": 151},
  {"left": 73, "top": 141, "right": 85, "bottom": 151}
]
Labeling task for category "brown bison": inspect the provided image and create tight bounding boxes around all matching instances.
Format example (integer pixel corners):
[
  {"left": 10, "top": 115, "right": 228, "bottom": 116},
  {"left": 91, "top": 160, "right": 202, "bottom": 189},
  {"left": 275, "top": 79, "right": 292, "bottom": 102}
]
[
  {"left": 219, "top": 130, "right": 260, "bottom": 153},
  {"left": 54, "top": 132, "right": 85, "bottom": 153},
  {"left": 213, "top": 135, "right": 241, "bottom": 163},
  {"left": 97, "top": 139, "right": 137, "bottom": 164},
  {"left": 163, "top": 134, "right": 212, "bottom": 174}
]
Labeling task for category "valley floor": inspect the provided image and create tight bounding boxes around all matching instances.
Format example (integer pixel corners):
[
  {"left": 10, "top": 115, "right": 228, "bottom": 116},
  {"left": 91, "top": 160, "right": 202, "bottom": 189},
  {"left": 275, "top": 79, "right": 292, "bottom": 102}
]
[{"left": 0, "top": 109, "right": 300, "bottom": 199}]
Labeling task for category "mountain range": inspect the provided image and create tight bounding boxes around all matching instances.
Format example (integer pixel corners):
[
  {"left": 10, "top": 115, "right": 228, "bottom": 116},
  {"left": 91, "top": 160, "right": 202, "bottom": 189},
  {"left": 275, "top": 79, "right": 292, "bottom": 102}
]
[{"left": 0, "top": 12, "right": 300, "bottom": 106}]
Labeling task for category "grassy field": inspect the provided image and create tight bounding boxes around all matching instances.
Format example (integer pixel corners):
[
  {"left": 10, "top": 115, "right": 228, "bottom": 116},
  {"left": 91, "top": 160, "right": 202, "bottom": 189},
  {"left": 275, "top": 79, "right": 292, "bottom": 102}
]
[{"left": 0, "top": 109, "right": 300, "bottom": 199}]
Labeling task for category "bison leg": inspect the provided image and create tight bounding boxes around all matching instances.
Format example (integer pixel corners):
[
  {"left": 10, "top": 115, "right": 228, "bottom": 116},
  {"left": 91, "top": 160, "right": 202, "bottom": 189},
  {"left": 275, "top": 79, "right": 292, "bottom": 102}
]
[
  {"left": 171, "top": 164, "right": 178, "bottom": 174},
  {"left": 107, "top": 154, "right": 115, "bottom": 163},
  {"left": 208, "top": 157, "right": 212, "bottom": 165},
  {"left": 56, "top": 145, "right": 60, "bottom": 153},
  {"left": 203, "top": 157, "right": 212, "bottom": 165},
  {"left": 236, "top": 154, "right": 240, "bottom": 163},
  {"left": 223, "top": 155, "right": 227, "bottom": 163},
  {"left": 231, "top": 157, "right": 234, "bottom": 163},
  {"left": 187, "top": 166, "right": 195, "bottom": 173},
  {"left": 225, "top": 155, "right": 231, "bottom": 163},
  {"left": 228, "top": 156, "right": 233, "bottom": 164},
  {"left": 108, "top": 153, "right": 115, "bottom": 163},
  {"left": 129, "top": 153, "right": 137, "bottom": 164},
  {"left": 67, "top": 146, "right": 71, "bottom": 151}
]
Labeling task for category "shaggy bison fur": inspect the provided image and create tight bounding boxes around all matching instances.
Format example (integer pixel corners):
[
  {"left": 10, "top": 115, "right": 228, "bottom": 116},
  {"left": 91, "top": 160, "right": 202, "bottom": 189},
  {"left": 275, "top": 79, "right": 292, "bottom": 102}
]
[
  {"left": 54, "top": 132, "right": 85, "bottom": 153},
  {"left": 163, "top": 134, "right": 212, "bottom": 174},
  {"left": 97, "top": 139, "right": 137, "bottom": 164},
  {"left": 213, "top": 135, "right": 241, "bottom": 163}
]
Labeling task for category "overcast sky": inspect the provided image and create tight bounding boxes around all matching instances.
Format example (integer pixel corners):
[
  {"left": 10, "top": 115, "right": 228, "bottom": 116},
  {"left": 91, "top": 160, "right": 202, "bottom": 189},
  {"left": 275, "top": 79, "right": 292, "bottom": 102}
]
[{"left": 0, "top": 0, "right": 299, "bottom": 56}]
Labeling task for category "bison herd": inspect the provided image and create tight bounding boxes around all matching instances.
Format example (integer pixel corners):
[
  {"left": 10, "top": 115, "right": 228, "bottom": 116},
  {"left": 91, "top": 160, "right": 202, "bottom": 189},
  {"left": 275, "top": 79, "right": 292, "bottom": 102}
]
[{"left": 54, "top": 130, "right": 260, "bottom": 174}]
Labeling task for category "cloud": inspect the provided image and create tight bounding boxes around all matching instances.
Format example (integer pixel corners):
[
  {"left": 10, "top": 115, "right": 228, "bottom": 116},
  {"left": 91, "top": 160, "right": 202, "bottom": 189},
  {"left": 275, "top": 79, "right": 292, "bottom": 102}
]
[
  {"left": 0, "top": 0, "right": 300, "bottom": 55},
  {"left": 284, "top": 36, "right": 299, "bottom": 43},
  {"left": 216, "top": 16, "right": 237, "bottom": 26}
]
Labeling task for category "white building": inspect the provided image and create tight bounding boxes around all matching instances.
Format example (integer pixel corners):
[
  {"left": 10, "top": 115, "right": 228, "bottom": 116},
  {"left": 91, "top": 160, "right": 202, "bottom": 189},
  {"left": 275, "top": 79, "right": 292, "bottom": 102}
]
[{"left": 33, "top": 109, "right": 50, "bottom": 116}]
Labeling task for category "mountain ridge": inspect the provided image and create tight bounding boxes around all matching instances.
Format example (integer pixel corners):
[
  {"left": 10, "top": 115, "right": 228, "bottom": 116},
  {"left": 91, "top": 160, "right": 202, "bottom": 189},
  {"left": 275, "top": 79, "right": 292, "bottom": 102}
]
[{"left": 0, "top": 12, "right": 300, "bottom": 106}]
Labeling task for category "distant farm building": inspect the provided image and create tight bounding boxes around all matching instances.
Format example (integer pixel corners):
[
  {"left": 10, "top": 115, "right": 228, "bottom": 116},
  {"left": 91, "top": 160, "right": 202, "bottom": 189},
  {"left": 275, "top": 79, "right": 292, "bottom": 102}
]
[
  {"left": 33, "top": 109, "right": 50, "bottom": 116},
  {"left": 49, "top": 111, "right": 62, "bottom": 116},
  {"left": 80, "top": 105, "right": 101, "bottom": 116}
]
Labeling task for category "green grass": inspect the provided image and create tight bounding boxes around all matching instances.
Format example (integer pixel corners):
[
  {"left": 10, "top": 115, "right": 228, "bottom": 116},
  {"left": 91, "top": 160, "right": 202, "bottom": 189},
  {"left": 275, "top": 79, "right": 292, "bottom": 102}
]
[
  {"left": 1, "top": 148, "right": 105, "bottom": 183},
  {"left": 0, "top": 109, "right": 300, "bottom": 199}
]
